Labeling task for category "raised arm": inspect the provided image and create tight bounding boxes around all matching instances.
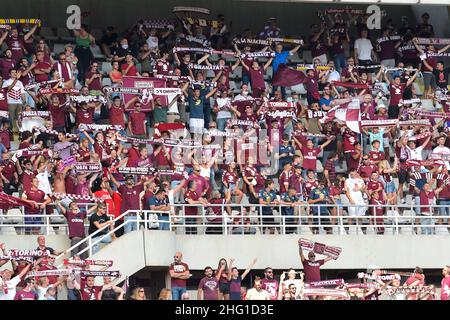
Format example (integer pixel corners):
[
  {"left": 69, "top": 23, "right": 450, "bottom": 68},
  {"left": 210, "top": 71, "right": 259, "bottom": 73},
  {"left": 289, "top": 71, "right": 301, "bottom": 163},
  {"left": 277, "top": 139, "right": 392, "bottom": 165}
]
[
  {"left": 297, "top": 239, "right": 305, "bottom": 263},
  {"left": 263, "top": 57, "right": 274, "bottom": 71},
  {"left": 406, "top": 70, "right": 418, "bottom": 87},
  {"left": 241, "top": 257, "right": 257, "bottom": 281}
]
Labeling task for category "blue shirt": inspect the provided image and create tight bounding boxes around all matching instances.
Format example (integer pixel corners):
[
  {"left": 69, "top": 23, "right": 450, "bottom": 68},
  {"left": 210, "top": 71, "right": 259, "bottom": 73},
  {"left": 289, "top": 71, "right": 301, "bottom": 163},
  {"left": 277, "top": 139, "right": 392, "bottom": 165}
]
[
  {"left": 281, "top": 192, "right": 300, "bottom": 215},
  {"left": 319, "top": 96, "right": 333, "bottom": 108},
  {"left": 188, "top": 96, "right": 205, "bottom": 119},
  {"left": 279, "top": 144, "right": 295, "bottom": 164},
  {"left": 259, "top": 189, "right": 277, "bottom": 214},
  {"left": 273, "top": 51, "right": 290, "bottom": 74},
  {"left": 148, "top": 196, "right": 168, "bottom": 209},
  {"left": 309, "top": 187, "right": 329, "bottom": 205}
]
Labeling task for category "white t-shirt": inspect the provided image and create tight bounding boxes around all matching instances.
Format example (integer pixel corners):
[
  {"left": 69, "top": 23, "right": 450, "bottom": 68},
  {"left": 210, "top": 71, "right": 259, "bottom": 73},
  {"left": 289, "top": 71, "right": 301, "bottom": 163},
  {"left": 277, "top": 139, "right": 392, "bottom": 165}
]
[
  {"left": 216, "top": 97, "right": 232, "bottom": 119},
  {"left": 245, "top": 288, "right": 270, "bottom": 300},
  {"left": 283, "top": 279, "right": 302, "bottom": 297},
  {"left": 37, "top": 169, "right": 52, "bottom": 195},
  {"left": 36, "top": 284, "right": 54, "bottom": 300},
  {"left": 2, "top": 79, "right": 25, "bottom": 104},
  {"left": 0, "top": 275, "right": 21, "bottom": 300},
  {"left": 146, "top": 36, "right": 159, "bottom": 50},
  {"left": 326, "top": 70, "right": 341, "bottom": 83},
  {"left": 406, "top": 146, "right": 424, "bottom": 161},
  {"left": 345, "top": 177, "right": 365, "bottom": 203},
  {"left": 354, "top": 38, "right": 373, "bottom": 61}
]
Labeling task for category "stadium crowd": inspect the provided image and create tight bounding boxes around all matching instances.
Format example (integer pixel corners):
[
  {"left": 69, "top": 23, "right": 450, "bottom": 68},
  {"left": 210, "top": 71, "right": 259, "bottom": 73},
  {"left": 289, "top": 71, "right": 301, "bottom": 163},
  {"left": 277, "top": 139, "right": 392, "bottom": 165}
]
[{"left": 0, "top": 4, "right": 449, "bottom": 300}]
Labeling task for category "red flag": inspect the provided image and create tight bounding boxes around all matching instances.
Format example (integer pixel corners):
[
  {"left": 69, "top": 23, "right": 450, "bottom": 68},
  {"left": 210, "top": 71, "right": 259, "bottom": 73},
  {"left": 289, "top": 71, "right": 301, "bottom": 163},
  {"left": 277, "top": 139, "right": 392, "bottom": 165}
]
[
  {"left": 0, "top": 192, "right": 33, "bottom": 210},
  {"left": 272, "top": 64, "right": 306, "bottom": 87}
]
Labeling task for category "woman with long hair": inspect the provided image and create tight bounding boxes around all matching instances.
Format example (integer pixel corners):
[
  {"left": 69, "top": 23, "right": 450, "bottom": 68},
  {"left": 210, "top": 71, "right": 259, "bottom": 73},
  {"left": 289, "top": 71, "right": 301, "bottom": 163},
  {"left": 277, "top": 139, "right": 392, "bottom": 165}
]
[
  {"left": 129, "top": 287, "right": 146, "bottom": 300},
  {"left": 216, "top": 258, "right": 230, "bottom": 300},
  {"left": 379, "top": 157, "right": 399, "bottom": 205}
]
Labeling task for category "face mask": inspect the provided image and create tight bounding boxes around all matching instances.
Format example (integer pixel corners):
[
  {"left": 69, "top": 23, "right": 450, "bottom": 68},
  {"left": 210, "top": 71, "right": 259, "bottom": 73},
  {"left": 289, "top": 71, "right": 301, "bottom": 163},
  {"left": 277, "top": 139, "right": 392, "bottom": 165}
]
[{"left": 122, "top": 44, "right": 129, "bottom": 49}]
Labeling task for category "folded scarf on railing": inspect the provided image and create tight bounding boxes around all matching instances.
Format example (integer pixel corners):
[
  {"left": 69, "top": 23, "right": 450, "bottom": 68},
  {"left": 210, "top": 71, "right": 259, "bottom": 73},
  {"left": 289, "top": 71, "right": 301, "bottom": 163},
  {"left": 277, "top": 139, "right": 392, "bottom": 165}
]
[
  {"left": 331, "top": 81, "right": 369, "bottom": 89},
  {"left": 299, "top": 238, "right": 342, "bottom": 260},
  {"left": 63, "top": 259, "right": 113, "bottom": 267},
  {"left": 305, "top": 279, "right": 345, "bottom": 288},
  {"left": 302, "top": 288, "right": 348, "bottom": 299}
]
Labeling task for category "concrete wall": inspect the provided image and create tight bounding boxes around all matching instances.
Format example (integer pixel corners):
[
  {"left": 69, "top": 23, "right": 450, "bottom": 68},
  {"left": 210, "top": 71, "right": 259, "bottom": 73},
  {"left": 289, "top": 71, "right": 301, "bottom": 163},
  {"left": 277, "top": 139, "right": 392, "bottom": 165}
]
[{"left": 2, "top": 231, "right": 449, "bottom": 281}]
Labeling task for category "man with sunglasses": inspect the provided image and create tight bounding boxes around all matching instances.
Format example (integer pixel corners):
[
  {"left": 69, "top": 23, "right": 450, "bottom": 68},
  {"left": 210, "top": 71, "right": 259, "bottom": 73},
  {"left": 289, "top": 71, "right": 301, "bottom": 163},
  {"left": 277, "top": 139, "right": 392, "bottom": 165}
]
[
  {"left": 52, "top": 52, "right": 74, "bottom": 88},
  {"left": 358, "top": 155, "right": 378, "bottom": 183},
  {"left": 85, "top": 62, "right": 102, "bottom": 95},
  {"left": 169, "top": 252, "right": 191, "bottom": 300},
  {"left": 260, "top": 267, "right": 279, "bottom": 301},
  {"left": 88, "top": 202, "right": 115, "bottom": 254}
]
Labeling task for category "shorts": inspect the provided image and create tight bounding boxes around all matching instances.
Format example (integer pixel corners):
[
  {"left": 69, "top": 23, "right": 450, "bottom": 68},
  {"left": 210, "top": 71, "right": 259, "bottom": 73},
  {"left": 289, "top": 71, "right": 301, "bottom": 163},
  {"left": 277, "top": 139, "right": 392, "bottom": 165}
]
[
  {"left": 398, "top": 169, "right": 409, "bottom": 184},
  {"left": 335, "top": 199, "right": 343, "bottom": 209},
  {"left": 219, "top": 282, "right": 230, "bottom": 294},
  {"left": 189, "top": 118, "right": 205, "bottom": 134}
]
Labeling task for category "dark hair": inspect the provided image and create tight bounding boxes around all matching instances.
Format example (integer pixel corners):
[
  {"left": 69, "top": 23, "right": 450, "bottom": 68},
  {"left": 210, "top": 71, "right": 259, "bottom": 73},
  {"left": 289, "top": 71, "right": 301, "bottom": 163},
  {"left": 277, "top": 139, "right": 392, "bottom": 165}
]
[
  {"left": 112, "top": 96, "right": 121, "bottom": 101},
  {"left": 264, "top": 267, "right": 273, "bottom": 272},
  {"left": 187, "top": 180, "right": 195, "bottom": 189},
  {"left": 371, "top": 140, "right": 380, "bottom": 145},
  {"left": 204, "top": 266, "right": 213, "bottom": 272},
  {"left": 437, "top": 60, "right": 445, "bottom": 66},
  {"left": 264, "top": 179, "right": 273, "bottom": 188}
]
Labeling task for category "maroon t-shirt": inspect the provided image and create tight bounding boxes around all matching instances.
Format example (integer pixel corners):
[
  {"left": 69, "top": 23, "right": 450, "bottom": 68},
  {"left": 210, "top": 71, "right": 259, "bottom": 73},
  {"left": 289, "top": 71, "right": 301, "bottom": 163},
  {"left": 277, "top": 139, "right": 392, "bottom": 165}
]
[
  {"left": 65, "top": 210, "right": 87, "bottom": 238},
  {"left": 52, "top": 62, "right": 72, "bottom": 82},
  {"left": 0, "top": 58, "right": 15, "bottom": 79},
  {"left": 249, "top": 67, "right": 265, "bottom": 90},
  {"left": 48, "top": 104, "right": 66, "bottom": 128},
  {"left": 119, "top": 184, "right": 144, "bottom": 213},
  {"left": 301, "top": 147, "right": 321, "bottom": 171},
  {"left": 155, "top": 59, "right": 171, "bottom": 75},
  {"left": 260, "top": 278, "right": 279, "bottom": 300},
  {"left": 198, "top": 276, "right": 219, "bottom": 300},
  {"left": 33, "top": 61, "right": 51, "bottom": 83},
  {"left": 85, "top": 71, "right": 102, "bottom": 90},
  {"left": 80, "top": 280, "right": 102, "bottom": 300},
  {"left": 14, "top": 290, "right": 37, "bottom": 300},
  {"left": 309, "top": 35, "right": 328, "bottom": 57},
  {"left": 367, "top": 180, "right": 384, "bottom": 199},
  {"left": 302, "top": 259, "right": 324, "bottom": 282},
  {"left": 0, "top": 88, "right": 8, "bottom": 111},
  {"left": 377, "top": 38, "right": 398, "bottom": 60},
  {"left": 389, "top": 83, "right": 405, "bottom": 107},
  {"left": 170, "top": 262, "right": 189, "bottom": 288},
  {"left": 109, "top": 105, "right": 125, "bottom": 127},
  {"left": 129, "top": 111, "right": 146, "bottom": 135},
  {"left": 76, "top": 107, "right": 94, "bottom": 125},
  {"left": 0, "top": 160, "right": 16, "bottom": 180},
  {"left": 23, "top": 188, "right": 46, "bottom": 214},
  {"left": 20, "top": 170, "right": 36, "bottom": 192},
  {"left": 358, "top": 164, "right": 378, "bottom": 181},
  {"left": 5, "top": 35, "right": 25, "bottom": 62},
  {"left": 184, "top": 189, "right": 199, "bottom": 216}
]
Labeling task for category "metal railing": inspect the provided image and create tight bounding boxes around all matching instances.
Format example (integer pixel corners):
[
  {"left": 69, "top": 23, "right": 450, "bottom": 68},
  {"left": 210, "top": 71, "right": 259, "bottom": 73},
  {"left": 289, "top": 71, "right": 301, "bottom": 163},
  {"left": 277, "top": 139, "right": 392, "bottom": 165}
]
[{"left": 2, "top": 203, "right": 450, "bottom": 237}]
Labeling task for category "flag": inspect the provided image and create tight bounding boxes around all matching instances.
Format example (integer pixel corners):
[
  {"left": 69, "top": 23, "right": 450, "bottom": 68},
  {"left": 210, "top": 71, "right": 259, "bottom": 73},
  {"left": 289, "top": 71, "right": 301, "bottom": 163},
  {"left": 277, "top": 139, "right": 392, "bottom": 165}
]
[
  {"left": 272, "top": 64, "right": 306, "bottom": 87},
  {"left": 320, "top": 100, "right": 362, "bottom": 133},
  {"left": 0, "top": 192, "right": 33, "bottom": 210}
]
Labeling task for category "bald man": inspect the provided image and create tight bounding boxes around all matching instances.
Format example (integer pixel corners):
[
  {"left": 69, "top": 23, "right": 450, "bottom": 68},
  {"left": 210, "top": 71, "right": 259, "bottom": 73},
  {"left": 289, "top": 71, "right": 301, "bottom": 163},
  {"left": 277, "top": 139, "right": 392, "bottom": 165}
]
[
  {"left": 441, "top": 266, "right": 450, "bottom": 300},
  {"left": 169, "top": 252, "right": 191, "bottom": 300}
]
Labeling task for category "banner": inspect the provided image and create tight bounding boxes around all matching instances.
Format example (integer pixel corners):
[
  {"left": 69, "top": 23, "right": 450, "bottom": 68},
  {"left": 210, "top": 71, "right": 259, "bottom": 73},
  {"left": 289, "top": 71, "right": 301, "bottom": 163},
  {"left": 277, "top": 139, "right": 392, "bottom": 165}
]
[
  {"left": 416, "top": 38, "right": 450, "bottom": 45},
  {"left": 272, "top": 64, "right": 306, "bottom": 87},
  {"left": 73, "top": 162, "right": 102, "bottom": 173},
  {"left": 155, "top": 74, "right": 192, "bottom": 82},
  {"left": 173, "top": 6, "right": 210, "bottom": 15},
  {"left": 117, "top": 167, "right": 155, "bottom": 175},
  {"left": 305, "top": 279, "right": 345, "bottom": 288},
  {"left": 0, "top": 255, "right": 34, "bottom": 263},
  {"left": 25, "top": 269, "right": 72, "bottom": 279},
  {"left": 299, "top": 238, "right": 342, "bottom": 260},
  {"left": 78, "top": 270, "right": 121, "bottom": 278},
  {"left": 0, "top": 18, "right": 42, "bottom": 26},
  {"left": 122, "top": 76, "right": 168, "bottom": 111},
  {"left": 357, "top": 273, "right": 397, "bottom": 281},
  {"left": 141, "top": 19, "right": 175, "bottom": 30},
  {"left": 240, "top": 51, "right": 275, "bottom": 59},
  {"left": 233, "top": 38, "right": 271, "bottom": 46},
  {"left": 78, "top": 124, "right": 124, "bottom": 131},
  {"left": 182, "top": 35, "right": 211, "bottom": 47},
  {"left": 70, "top": 95, "right": 107, "bottom": 104},
  {"left": 268, "top": 37, "right": 303, "bottom": 45},
  {"left": 188, "top": 63, "right": 223, "bottom": 71},
  {"left": 38, "top": 88, "right": 79, "bottom": 95},
  {"left": 302, "top": 288, "right": 349, "bottom": 299},
  {"left": 324, "top": 8, "right": 364, "bottom": 15},
  {"left": 63, "top": 259, "right": 113, "bottom": 267},
  {"left": 0, "top": 192, "right": 35, "bottom": 209},
  {"left": 332, "top": 81, "right": 369, "bottom": 89},
  {"left": 21, "top": 111, "right": 50, "bottom": 118}
]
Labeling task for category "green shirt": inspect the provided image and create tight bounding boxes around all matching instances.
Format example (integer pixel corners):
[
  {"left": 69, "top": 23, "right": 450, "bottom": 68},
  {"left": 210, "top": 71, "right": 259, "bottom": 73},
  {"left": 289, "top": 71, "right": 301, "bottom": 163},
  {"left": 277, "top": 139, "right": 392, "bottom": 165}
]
[{"left": 153, "top": 106, "right": 167, "bottom": 124}]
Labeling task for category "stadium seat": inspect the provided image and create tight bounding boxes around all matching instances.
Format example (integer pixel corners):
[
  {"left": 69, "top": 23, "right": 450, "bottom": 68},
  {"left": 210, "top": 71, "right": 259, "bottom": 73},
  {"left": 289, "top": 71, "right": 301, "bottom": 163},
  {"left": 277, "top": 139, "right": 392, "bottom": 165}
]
[
  {"left": 5, "top": 208, "right": 23, "bottom": 224},
  {"left": 435, "top": 226, "right": 449, "bottom": 235},
  {"left": 53, "top": 43, "right": 66, "bottom": 54},
  {"left": 400, "top": 226, "right": 415, "bottom": 235},
  {"left": 39, "top": 27, "right": 58, "bottom": 41},
  {"left": 91, "top": 45, "right": 106, "bottom": 60},
  {"left": 102, "top": 61, "right": 113, "bottom": 74},
  {"left": 287, "top": 54, "right": 302, "bottom": 64},
  {"left": 0, "top": 226, "right": 17, "bottom": 235},
  {"left": 57, "top": 28, "right": 75, "bottom": 42},
  {"left": 102, "top": 78, "right": 112, "bottom": 87},
  {"left": 302, "top": 50, "right": 312, "bottom": 63}
]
